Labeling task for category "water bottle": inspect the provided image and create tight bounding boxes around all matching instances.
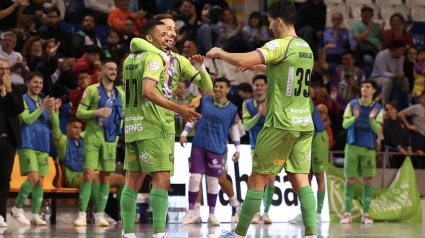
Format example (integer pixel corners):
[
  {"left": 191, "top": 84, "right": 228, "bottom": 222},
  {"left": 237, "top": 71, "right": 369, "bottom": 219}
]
[
  {"left": 135, "top": 205, "right": 140, "bottom": 224},
  {"left": 99, "top": 98, "right": 114, "bottom": 126},
  {"left": 43, "top": 202, "right": 51, "bottom": 222}
]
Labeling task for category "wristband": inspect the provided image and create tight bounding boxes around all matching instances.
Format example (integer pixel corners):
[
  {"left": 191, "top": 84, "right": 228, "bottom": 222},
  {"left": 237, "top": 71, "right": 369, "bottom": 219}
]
[
  {"left": 235, "top": 145, "right": 240, "bottom": 152},
  {"left": 181, "top": 131, "right": 188, "bottom": 137},
  {"left": 160, "top": 51, "right": 169, "bottom": 63}
]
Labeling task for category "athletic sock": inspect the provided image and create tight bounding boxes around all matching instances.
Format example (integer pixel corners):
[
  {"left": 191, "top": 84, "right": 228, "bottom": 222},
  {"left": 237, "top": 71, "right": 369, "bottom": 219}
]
[
  {"left": 120, "top": 186, "right": 137, "bottom": 234},
  {"left": 235, "top": 189, "right": 263, "bottom": 236},
  {"left": 298, "top": 186, "right": 316, "bottom": 236},
  {"left": 263, "top": 186, "right": 274, "bottom": 213},
  {"left": 344, "top": 183, "right": 354, "bottom": 213},
  {"left": 194, "top": 203, "right": 201, "bottom": 216},
  {"left": 363, "top": 185, "right": 372, "bottom": 213},
  {"left": 229, "top": 195, "right": 239, "bottom": 207},
  {"left": 15, "top": 180, "right": 34, "bottom": 208},
  {"left": 31, "top": 186, "right": 43, "bottom": 214},
  {"left": 79, "top": 182, "right": 92, "bottom": 212},
  {"left": 117, "top": 184, "right": 124, "bottom": 207},
  {"left": 151, "top": 188, "right": 168, "bottom": 233},
  {"left": 316, "top": 191, "right": 325, "bottom": 214},
  {"left": 91, "top": 182, "right": 99, "bottom": 209},
  {"left": 97, "top": 183, "right": 110, "bottom": 212}
]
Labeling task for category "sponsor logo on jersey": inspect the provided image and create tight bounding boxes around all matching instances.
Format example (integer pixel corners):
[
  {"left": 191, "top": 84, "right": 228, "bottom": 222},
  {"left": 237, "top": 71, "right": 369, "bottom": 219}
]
[
  {"left": 292, "top": 116, "right": 313, "bottom": 125},
  {"left": 295, "top": 41, "right": 309, "bottom": 47},
  {"left": 125, "top": 124, "right": 143, "bottom": 133},
  {"left": 125, "top": 116, "right": 144, "bottom": 122},
  {"left": 273, "top": 159, "right": 286, "bottom": 166},
  {"left": 265, "top": 40, "right": 280, "bottom": 50},
  {"left": 128, "top": 155, "right": 137, "bottom": 162},
  {"left": 298, "top": 52, "right": 313, "bottom": 59},
  {"left": 286, "top": 67, "right": 294, "bottom": 96},
  {"left": 149, "top": 61, "right": 160, "bottom": 71},
  {"left": 290, "top": 108, "right": 310, "bottom": 114}
]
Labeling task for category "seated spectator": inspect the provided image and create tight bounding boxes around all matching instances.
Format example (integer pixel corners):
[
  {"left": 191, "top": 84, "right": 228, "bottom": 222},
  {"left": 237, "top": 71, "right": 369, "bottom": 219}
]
[
  {"left": 295, "top": 0, "right": 326, "bottom": 57},
  {"left": 404, "top": 47, "right": 417, "bottom": 93},
  {"left": 0, "top": 0, "right": 28, "bottom": 32},
  {"left": 0, "top": 32, "right": 29, "bottom": 85},
  {"left": 351, "top": 6, "right": 384, "bottom": 64},
  {"left": 243, "top": 11, "right": 268, "bottom": 49},
  {"left": 72, "top": 45, "right": 101, "bottom": 85},
  {"left": 102, "top": 29, "right": 124, "bottom": 62},
  {"left": 72, "top": 14, "right": 102, "bottom": 58},
  {"left": 182, "top": 40, "right": 198, "bottom": 59},
  {"left": 196, "top": 5, "right": 219, "bottom": 55},
  {"left": 174, "top": 0, "right": 198, "bottom": 37},
  {"left": 383, "top": 101, "right": 411, "bottom": 168},
  {"left": 107, "top": 0, "right": 146, "bottom": 37},
  {"left": 398, "top": 91, "right": 425, "bottom": 169},
  {"left": 217, "top": 8, "right": 253, "bottom": 53},
  {"left": 14, "top": 15, "right": 38, "bottom": 53},
  {"left": 63, "top": 0, "right": 85, "bottom": 23},
  {"left": 84, "top": 0, "right": 115, "bottom": 24},
  {"left": 371, "top": 40, "right": 408, "bottom": 110},
  {"left": 120, "top": 17, "right": 136, "bottom": 46},
  {"left": 51, "top": 57, "right": 78, "bottom": 101},
  {"left": 323, "top": 12, "right": 357, "bottom": 63},
  {"left": 38, "top": 7, "right": 72, "bottom": 57},
  {"left": 22, "top": 0, "right": 45, "bottom": 18},
  {"left": 412, "top": 49, "right": 425, "bottom": 104},
  {"left": 382, "top": 13, "right": 414, "bottom": 50}
]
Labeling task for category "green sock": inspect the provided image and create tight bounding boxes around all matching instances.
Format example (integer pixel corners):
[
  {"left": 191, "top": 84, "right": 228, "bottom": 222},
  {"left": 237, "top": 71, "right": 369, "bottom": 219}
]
[
  {"left": 316, "top": 191, "right": 325, "bottom": 214},
  {"left": 344, "top": 183, "right": 354, "bottom": 213},
  {"left": 117, "top": 184, "right": 124, "bottom": 207},
  {"left": 15, "top": 180, "right": 34, "bottom": 208},
  {"left": 91, "top": 182, "right": 99, "bottom": 210},
  {"left": 263, "top": 186, "right": 274, "bottom": 213},
  {"left": 363, "top": 185, "right": 372, "bottom": 213},
  {"left": 79, "top": 182, "right": 92, "bottom": 212},
  {"left": 235, "top": 189, "right": 264, "bottom": 236},
  {"left": 150, "top": 188, "right": 168, "bottom": 234},
  {"left": 298, "top": 186, "right": 316, "bottom": 236},
  {"left": 120, "top": 186, "right": 137, "bottom": 234},
  {"left": 97, "top": 183, "right": 110, "bottom": 213},
  {"left": 31, "top": 186, "right": 43, "bottom": 214}
]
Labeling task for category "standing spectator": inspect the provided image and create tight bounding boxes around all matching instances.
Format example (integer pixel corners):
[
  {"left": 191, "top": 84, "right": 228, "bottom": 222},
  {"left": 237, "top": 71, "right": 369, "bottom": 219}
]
[
  {"left": 0, "top": 0, "right": 29, "bottom": 31},
  {"left": 38, "top": 7, "right": 72, "bottom": 57},
  {"left": 196, "top": 4, "right": 219, "bottom": 55},
  {"left": 404, "top": 47, "right": 418, "bottom": 93},
  {"left": 243, "top": 11, "right": 268, "bottom": 48},
  {"left": 107, "top": 0, "right": 146, "bottom": 37},
  {"left": 217, "top": 8, "right": 253, "bottom": 53},
  {"left": 412, "top": 49, "right": 425, "bottom": 104},
  {"left": 323, "top": 12, "right": 357, "bottom": 63},
  {"left": 0, "top": 59, "right": 25, "bottom": 227},
  {"left": 175, "top": 0, "right": 198, "bottom": 36},
  {"left": 72, "top": 14, "right": 102, "bottom": 58},
  {"left": 398, "top": 92, "right": 425, "bottom": 169},
  {"left": 85, "top": 0, "right": 115, "bottom": 24},
  {"left": 295, "top": 0, "right": 326, "bottom": 57},
  {"left": 72, "top": 45, "right": 101, "bottom": 85},
  {"left": 383, "top": 102, "right": 411, "bottom": 168},
  {"left": 0, "top": 32, "right": 29, "bottom": 85},
  {"left": 382, "top": 13, "right": 414, "bottom": 50},
  {"left": 371, "top": 40, "right": 408, "bottom": 109}
]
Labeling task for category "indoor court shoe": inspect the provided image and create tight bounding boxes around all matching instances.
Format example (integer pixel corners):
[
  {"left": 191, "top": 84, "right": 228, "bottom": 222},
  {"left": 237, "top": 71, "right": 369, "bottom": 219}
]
[
  {"left": 305, "top": 236, "right": 316, "bottom": 238},
  {"left": 207, "top": 214, "right": 221, "bottom": 226},
  {"left": 340, "top": 213, "right": 352, "bottom": 224},
  {"left": 263, "top": 213, "right": 272, "bottom": 224},
  {"left": 316, "top": 213, "right": 322, "bottom": 224},
  {"left": 122, "top": 233, "right": 137, "bottom": 238},
  {"left": 152, "top": 233, "right": 168, "bottom": 238},
  {"left": 74, "top": 212, "right": 87, "bottom": 226},
  {"left": 361, "top": 214, "right": 373, "bottom": 224},
  {"left": 208, "top": 231, "right": 245, "bottom": 238},
  {"left": 30, "top": 214, "right": 47, "bottom": 226},
  {"left": 94, "top": 212, "right": 109, "bottom": 227},
  {"left": 288, "top": 214, "right": 302, "bottom": 224},
  {"left": 0, "top": 215, "right": 6, "bottom": 227},
  {"left": 251, "top": 213, "right": 261, "bottom": 224},
  {"left": 182, "top": 211, "right": 201, "bottom": 224},
  {"left": 104, "top": 213, "right": 117, "bottom": 225},
  {"left": 11, "top": 207, "right": 30, "bottom": 225}
]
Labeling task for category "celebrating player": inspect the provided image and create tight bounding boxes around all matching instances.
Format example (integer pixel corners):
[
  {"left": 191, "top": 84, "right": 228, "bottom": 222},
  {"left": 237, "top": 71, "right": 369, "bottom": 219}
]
[{"left": 206, "top": 0, "right": 317, "bottom": 237}]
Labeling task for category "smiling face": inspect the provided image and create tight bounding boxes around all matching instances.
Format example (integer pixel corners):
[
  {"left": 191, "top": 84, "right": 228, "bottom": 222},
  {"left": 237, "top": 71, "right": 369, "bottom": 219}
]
[
  {"left": 147, "top": 25, "right": 168, "bottom": 52},
  {"left": 102, "top": 62, "right": 118, "bottom": 82},
  {"left": 252, "top": 78, "right": 267, "bottom": 97},
  {"left": 213, "top": 81, "right": 230, "bottom": 99},
  {"left": 27, "top": 75, "right": 44, "bottom": 96},
  {"left": 159, "top": 18, "right": 176, "bottom": 50}
]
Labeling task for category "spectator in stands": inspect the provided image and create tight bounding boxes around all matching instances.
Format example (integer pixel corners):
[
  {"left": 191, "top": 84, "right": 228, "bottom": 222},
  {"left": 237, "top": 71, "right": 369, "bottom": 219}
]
[
  {"left": 72, "top": 14, "right": 102, "bottom": 58},
  {"left": 69, "top": 70, "right": 91, "bottom": 127},
  {"left": 412, "top": 49, "right": 425, "bottom": 104},
  {"left": 51, "top": 57, "right": 78, "bottom": 101},
  {"left": 63, "top": 0, "right": 84, "bottom": 23},
  {"left": 72, "top": 45, "right": 101, "bottom": 85},
  {"left": 323, "top": 12, "right": 357, "bottom": 63},
  {"left": 0, "top": 59, "right": 24, "bottom": 227},
  {"left": 351, "top": 7, "right": 384, "bottom": 64},
  {"left": 404, "top": 47, "right": 417, "bottom": 93},
  {"left": 102, "top": 29, "right": 124, "bottom": 61},
  {"left": 38, "top": 7, "right": 72, "bottom": 57},
  {"left": 217, "top": 8, "right": 253, "bottom": 53},
  {"left": 383, "top": 101, "right": 412, "bottom": 168},
  {"left": 382, "top": 13, "right": 414, "bottom": 50},
  {"left": 175, "top": 0, "right": 198, "bottom": 36},
  {"left": 85, "top": 0, "right": 115, "bottom": 24},
  {"left": 243, "top": 11, "right": 268, "bottom": 49},
  {"left": 371, "top": 40, "right": 408, "bottom": 110},
  {"left": 182, "top": 40, "right": 198, "bottom": 58},
  {"left": 295, "top": 0, "right": 326, "bottom": 57},
  {"left": 398, "top": 91, "right": 425, "bottom": 169},
  {"left": 320, "top": 44, "right": 364, "bottom": 113},
  {"left": 196, "top": 4, "right": 217, "bottom": 55},
  {"left": 107, "top": 0, "right": 146, "bottom": 37},
  {"left": 228, "top": 82, "right": 252, "bottom": 119},
  {"left": 0, "top": 0, "right": 29, "bottom": 31},
  {"left": 14, "top": 15, "right": 38, "bottom": 53},
  {"left": 120, "top": 17, "right": 136, "bottom": 46},
  {"left": 0, "top": 32, "right": 29, "bottom": 85}
]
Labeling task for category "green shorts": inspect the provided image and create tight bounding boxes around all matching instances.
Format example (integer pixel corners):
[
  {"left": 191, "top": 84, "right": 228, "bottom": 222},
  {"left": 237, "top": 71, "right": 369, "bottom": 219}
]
[
  {"left": 311, "top": 131, "right": 329, "bottom": 173},
  {"left": 125, "top": 137, "right": 172, "bottom": 174},
  {"left": 344, "top": 144, "right": 376, "bottom": 178},
  {"left": 83, "top": 140, "right": 117, "bottom": 172},
  {"left": 168, "top": 133, "right": 175, "bottom": 176},
  {"left": 253, "top": 127, "right": 314, "bottom": 175},
  {"left": 63, "top": 166, "right": 82, "bottom": 188},
  {"left": 18, "top": 149, "right": 49, "bottom": 176}
]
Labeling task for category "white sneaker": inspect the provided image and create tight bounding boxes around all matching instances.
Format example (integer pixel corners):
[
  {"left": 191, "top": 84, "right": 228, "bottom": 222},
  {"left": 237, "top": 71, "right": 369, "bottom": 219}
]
[
  {"left": 0, "top": 215, "right": 7, "bottom": 227},
  {"left": 231, "top": 205, "right": 241, "bottom": 223},
  {"left": 288, "top": 214, "right": 303, "bottom": 224},
  {"left": 94, "top": 212, "right": 109, "bottom": 227},
  {"left": 340, "top": 213, "right": 352, "bottom": 224},
  {"left": 251, "top": 212, "right": 261, "bottom": 224},
  {"left": 11, "top": 207, "right": 30, "bottom": 225},
  {"left": 181, "top": 211, "right": 201, "bottom": 224},
  {"left": 30, "top": 214, "right": 47, "bottom": 226},
  {"left": 152, "top": 233, "right": 168, "bottom": 238},
  {"left": 263, "top": 213, "right": 272, "bottom": 224},
  {"left": 208, "top": 230, "right": 236, "bottom": 238},
  {"left": 104, "top": 213, "right": 117, "bottom": 225},
  {"left": 122, "top": 233, "right": 137, "bottom": 238},
  {"left": 207, "top": 214, "right": 220, "bottom": 226},
  {"left": 74, "top": 212, "right": 87, "bottom": 226},
  {"left": 316, "top": 213, "right": 321, "bottom": 224},
  {"left": 361, "top": 213, "right": 373, "bottom": 224},
  {"left": 305, "top": 236, "right": 316, "bottom": 238}
]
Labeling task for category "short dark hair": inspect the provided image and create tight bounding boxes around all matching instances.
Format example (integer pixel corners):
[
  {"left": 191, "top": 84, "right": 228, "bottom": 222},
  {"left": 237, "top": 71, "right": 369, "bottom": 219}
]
[
  {"left": 385, "top": 101, "right": 397, "bottom": 110},
  {"left": 388, "top": 40, "right": 406, "bottom": 50},
  {"left": 67, "top": 116, "right": 82, "bottom": 124},
  {"left": 252, "top": 75, "right": 267, "bottom": 84},
  {"left": 46, "top": 7, "right": 61, "bottom": 17},
  {"left": 268, "top": 0, "right": 297, "bottom": 26},
  {"left": 102, "top": 59, "right": 118, "bottom": 66},
  {"left": 140, "top": 20, "right": 165, "bottom": 40},
  {"left": 215, "top": 77, "right": 231, "bottom": 88},
  {"left": 85, "top": 45, "right": 102, "bottom": 54},
  {"left": 238, "top": 83, "right": 253, "bottom": 93},
  {"left": 26, "top": 71, "right": 44, "bottom": 83},
  {"left": 361, "top": 6, "right": 374, "bottom": 14},
  {"left": 361, "top": 79, "right": 377, "bottom": 89},
  {"left": 342, "top": 50, "right": 356, "bottom": 58},
  {"left": 153, "top": 14, "right": 173, "bottom": 21},
  {"left": 83, "top": 14, "right": 95, "bottom": 22}
]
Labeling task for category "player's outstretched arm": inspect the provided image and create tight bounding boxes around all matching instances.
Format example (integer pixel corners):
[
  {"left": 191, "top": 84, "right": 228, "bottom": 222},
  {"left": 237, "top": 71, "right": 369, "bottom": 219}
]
[
  {"left": 185, "top": 55, "right": 213, "bottom": 93},
  {"left": 206, "top": 47, "right": 263, "bottom": 68},
  {"left": 130, "top": 38, "right": 169, "bottom": 63},
  {"left": 240, "top": 65, "right": 267, "bottom": 74}
]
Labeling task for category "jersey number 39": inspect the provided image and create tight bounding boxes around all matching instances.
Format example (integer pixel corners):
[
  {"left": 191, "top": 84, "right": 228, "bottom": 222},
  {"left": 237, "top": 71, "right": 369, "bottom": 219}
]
[{"left": 294, "top": 68, "right": 311, "bottom": 98}]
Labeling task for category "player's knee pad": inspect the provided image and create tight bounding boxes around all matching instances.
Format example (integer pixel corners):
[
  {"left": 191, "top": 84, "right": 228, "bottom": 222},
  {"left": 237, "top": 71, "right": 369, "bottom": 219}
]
[
  {"left": 206, "top": 176, "right": 219, "bottom": 194},
  {"left": 189, "top": 173, "right": 203, "bottom": 192}
]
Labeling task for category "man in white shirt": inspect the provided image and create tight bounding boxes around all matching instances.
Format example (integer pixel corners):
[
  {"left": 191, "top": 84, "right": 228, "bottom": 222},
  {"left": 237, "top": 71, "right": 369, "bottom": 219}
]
[{"left": 0, "top": 32, "right": 28, "bottom": 85}]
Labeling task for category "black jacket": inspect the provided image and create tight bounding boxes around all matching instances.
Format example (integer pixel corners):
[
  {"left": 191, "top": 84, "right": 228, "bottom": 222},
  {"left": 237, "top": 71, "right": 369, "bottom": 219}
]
[
  {"left": 383, "top": 117, "right": 411, "bottom": 149},
  {"left": 2, "top": 85, "right": 24, "bottom": 146},
  {"left": 295, "top": 0, "right": 327, "bottom": 33}
]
